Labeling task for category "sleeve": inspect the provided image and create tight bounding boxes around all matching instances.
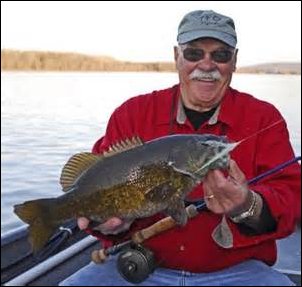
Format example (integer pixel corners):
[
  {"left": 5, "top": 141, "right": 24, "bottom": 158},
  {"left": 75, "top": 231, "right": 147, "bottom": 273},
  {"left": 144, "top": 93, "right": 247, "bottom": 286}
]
[
  {"left": 92, "top": 101, "right": 138, "bottom": 154},
  {"left": 236, "top": 197, "right": 277, "bottom": 235},
  {"left": 87, "top": 99, "right": 158, "bottom": 245},
  {"left": 229, "top": 105, "right": 301, "bottom": 248},
  {"left": 91, "top": 111, "right": 124, "bottom": 154}
]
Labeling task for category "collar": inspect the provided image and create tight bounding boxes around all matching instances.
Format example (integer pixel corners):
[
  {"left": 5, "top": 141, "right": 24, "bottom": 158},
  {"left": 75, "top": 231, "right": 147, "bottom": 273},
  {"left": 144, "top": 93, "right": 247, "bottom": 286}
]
[
  {"left": 175, "top": 86, "right": 236, "bottom": 127},
  {"left": 176, "top": 95, "right": 186, "bottom": 124},
  {"left": 155, "top": 85, "right": 237, "bottom": 129}
]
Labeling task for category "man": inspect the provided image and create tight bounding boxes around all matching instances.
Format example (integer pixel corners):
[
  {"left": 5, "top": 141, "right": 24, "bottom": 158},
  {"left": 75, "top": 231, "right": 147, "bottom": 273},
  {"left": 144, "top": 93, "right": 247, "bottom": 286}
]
[{"left": 60, "top": 10, "right": 300, "bottom": 286}]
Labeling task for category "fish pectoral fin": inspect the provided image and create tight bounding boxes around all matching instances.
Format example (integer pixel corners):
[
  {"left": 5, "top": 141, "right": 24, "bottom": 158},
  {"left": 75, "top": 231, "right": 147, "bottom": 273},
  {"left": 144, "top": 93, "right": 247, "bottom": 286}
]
[
  {"left": 144, "top": 182, "right": 176, "bottom": 203},
  {"left": 103, "top": 136, "right": 144, "bottom": 157},
  {"left": 60, "top": 152, "right": 102, "bottom": 192},
  {"left": 165, "top": 200, "right": 188, "bottom": 226}
]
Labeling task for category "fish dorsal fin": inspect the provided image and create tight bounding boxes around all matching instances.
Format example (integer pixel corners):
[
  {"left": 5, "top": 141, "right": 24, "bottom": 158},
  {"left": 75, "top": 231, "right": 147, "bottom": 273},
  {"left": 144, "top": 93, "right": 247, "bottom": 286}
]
[
  {"left": 60, "top": 152, "right": 102, "bottom": 192},
  {"left": 103, "top": 136, "right": 144, "bottom": 157}
]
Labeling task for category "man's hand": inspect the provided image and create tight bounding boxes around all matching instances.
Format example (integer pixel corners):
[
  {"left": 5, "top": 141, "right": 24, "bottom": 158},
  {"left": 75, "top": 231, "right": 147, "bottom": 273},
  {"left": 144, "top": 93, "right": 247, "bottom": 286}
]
[
  {"left": 78, "top": 217, "right": 91, "bottom": 230},
  {"left": 203, "top": 159, "right": 250, "bottom": 215},
  {"left": 77, "top": 217, "right": 133, "bottom": 235}
]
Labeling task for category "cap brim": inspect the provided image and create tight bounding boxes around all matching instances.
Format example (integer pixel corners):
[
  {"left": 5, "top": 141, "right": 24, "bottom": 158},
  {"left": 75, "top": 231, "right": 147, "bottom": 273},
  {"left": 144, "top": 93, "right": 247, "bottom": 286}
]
[{"left": 178, "top": 30, "right": 236, "bottom": 48}]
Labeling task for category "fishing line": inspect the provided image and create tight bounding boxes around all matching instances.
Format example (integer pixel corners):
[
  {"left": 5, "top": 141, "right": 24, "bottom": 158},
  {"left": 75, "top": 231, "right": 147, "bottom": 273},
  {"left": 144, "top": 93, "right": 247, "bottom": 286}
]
[
  {"left": 235, "top": 119, "right": 285, "bottom": 145},
  {"left": 193, "top": 119, "right": 285, "bottom": 175}
]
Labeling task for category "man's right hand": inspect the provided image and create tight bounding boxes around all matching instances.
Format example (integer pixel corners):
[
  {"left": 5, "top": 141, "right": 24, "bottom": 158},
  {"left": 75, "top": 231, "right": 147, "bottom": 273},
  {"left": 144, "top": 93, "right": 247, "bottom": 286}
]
[{"left": 77, "top": 217, "right": 132, "bottom": 235}]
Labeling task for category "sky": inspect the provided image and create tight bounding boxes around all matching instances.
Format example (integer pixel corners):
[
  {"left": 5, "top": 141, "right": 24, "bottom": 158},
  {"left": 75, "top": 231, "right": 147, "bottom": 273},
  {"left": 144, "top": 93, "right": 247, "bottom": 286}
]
[{"left": 1, "top": 1, "right": 301, "bottom": 67}]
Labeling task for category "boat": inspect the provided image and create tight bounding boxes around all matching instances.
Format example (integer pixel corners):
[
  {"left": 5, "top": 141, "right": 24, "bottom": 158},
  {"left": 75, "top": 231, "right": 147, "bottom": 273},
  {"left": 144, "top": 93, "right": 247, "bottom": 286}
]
[
  {"left": 1, "top": 220, "right": 99, "bottom": 286},
  {"left": 1, "top": 219, "right": 301, "bottom": 286}
]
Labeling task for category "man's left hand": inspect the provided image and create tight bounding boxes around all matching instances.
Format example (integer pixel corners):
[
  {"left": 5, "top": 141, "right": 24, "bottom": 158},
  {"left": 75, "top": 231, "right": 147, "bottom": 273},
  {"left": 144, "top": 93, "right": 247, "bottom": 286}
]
[{"left": 203, "top": 159, "right": 250, "bottom": 215}]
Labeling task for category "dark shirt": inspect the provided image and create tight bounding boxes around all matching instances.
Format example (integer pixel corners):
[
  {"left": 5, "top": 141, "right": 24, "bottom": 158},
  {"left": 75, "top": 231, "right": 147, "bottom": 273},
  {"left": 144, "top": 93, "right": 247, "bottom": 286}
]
[{"left": 183, "top": 105, "right": 217, "bottom": 130}]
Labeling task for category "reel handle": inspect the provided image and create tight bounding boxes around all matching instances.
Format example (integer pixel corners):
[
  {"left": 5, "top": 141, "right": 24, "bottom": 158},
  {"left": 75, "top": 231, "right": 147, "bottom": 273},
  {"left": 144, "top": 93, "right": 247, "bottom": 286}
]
[
  {"left": 91, "top": 240, "right": 132, "bottom": 263},
  {"left": 132, "top": 204, "right": 198, "bottom": 244}
]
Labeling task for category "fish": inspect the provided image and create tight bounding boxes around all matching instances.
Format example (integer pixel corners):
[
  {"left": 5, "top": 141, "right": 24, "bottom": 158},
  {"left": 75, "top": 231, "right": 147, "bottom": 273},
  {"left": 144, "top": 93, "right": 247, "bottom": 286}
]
[{"left": 14, "top": 134, "right": 235, "bottom": 253}]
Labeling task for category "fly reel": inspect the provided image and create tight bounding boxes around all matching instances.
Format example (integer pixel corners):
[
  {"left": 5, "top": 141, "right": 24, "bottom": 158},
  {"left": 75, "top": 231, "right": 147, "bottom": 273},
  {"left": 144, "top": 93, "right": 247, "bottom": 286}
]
[{"left": 117, "top": 244, "right": 156, "bottom": 283}]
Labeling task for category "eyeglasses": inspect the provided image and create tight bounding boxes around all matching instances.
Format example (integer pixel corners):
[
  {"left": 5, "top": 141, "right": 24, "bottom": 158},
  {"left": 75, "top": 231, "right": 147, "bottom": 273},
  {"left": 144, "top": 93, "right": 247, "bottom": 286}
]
[{"left": 182, "top": 47, "right": 234, "bottom": 64}]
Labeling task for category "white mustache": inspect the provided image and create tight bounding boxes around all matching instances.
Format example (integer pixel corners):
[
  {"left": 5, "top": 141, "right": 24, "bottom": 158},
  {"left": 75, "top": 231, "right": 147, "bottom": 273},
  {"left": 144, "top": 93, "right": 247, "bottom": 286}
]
[{"left": 189, "top": 69, "right": 221, "bottom": 81}]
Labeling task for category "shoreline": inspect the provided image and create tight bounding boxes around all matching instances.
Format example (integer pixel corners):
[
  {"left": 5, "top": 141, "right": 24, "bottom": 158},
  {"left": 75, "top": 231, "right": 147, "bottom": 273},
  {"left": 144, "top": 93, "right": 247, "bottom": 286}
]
[{"left": 1, "top": 50, "right": 301, "bottom": 75}]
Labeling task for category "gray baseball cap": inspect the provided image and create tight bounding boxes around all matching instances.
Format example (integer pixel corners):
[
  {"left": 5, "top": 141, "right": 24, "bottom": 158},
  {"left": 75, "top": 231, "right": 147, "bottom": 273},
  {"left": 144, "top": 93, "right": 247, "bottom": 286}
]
[{"left": 177, "top": 10, "right": 237, "bottom": 47}]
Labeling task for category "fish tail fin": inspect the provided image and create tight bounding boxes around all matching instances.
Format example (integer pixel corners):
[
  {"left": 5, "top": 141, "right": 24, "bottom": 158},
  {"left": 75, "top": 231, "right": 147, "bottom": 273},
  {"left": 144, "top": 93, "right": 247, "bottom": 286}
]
[{"left": 14, "top": 198, "right": 58, "bottom": 253}]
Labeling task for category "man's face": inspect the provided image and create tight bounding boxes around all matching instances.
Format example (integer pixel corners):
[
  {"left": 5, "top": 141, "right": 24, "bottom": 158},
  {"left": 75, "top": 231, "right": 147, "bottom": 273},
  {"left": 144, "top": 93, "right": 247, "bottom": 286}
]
[{"left": 174, "top": 38, "right": 237, "bottom": 111}]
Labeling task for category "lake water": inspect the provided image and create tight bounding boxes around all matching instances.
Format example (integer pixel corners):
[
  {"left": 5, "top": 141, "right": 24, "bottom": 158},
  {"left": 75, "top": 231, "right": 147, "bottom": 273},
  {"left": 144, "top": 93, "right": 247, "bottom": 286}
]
[{"left": 1, "top": 72, "right": 301, "bottom": 234}]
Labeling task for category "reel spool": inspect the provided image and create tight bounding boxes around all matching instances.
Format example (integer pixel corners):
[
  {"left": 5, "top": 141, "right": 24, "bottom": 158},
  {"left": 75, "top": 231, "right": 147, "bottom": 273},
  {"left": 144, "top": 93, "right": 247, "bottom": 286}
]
[{"left": 117, "top": 244, "right": 156, "bottom": 283}]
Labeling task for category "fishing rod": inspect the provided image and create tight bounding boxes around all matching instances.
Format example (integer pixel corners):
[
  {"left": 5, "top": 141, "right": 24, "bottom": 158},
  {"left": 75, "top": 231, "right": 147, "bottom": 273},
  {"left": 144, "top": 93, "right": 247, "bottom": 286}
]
[
  {"left": 248, "top": 155, "right": 301, "bottom": 184},
  {"left": 114, "top": 155, "right": 302, "bottom": 248},
  {"left": 91, "top": 155, "right": 300, "bottom": 283},
  {"left": 127, "top": 156, "right": 302, "bottom": 246},
  {"left": 192, "top": 155, "right": 301, "bottom": 211},
  {"left": 93, "top": 156, "right": 301, "bottom": 257}
]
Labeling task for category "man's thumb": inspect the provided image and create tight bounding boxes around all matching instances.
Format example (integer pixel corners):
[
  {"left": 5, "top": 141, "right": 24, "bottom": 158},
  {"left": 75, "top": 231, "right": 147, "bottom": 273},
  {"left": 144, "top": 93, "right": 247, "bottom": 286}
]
[{"left": 229, "top": 159, "right": 246, "bottom": 183}]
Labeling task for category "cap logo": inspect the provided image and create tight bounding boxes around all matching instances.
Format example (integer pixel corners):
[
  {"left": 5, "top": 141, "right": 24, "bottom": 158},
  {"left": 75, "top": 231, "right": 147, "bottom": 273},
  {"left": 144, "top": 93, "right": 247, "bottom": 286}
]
[{"left": 200, "top": 14, "right": 221, "bottom": 25}]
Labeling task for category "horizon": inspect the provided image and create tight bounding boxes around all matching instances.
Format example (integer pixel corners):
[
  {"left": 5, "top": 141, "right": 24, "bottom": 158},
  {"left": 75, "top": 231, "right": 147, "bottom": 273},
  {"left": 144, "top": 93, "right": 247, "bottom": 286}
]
[{"left": 1, "top": 48, "right": 301, "bottom": 68}]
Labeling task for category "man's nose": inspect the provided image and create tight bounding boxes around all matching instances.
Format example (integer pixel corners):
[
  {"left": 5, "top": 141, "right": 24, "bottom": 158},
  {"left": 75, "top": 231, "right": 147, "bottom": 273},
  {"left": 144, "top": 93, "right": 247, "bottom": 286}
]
[{"left": 197, "top": 54, "right": 217, "bottom": 71}]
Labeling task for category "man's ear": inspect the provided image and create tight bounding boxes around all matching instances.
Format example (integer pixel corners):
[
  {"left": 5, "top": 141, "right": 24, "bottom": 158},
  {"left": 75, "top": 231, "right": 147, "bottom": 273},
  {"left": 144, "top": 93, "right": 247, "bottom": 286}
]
[
  {"left": 174, "top": 46, "right": 181, "bottom": 70},
  {"left": 174, "top": 46, "right": 179, "bottom": 62},
  {"left": 232, "top": 49, "right": 238, "bottom": 72}
]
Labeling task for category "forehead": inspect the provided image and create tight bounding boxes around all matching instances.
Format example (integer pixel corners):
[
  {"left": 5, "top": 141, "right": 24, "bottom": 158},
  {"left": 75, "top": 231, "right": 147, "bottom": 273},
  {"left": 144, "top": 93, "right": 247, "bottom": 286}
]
[{"left": 184, "top": 38, "right": 230, "bottom": 49}]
